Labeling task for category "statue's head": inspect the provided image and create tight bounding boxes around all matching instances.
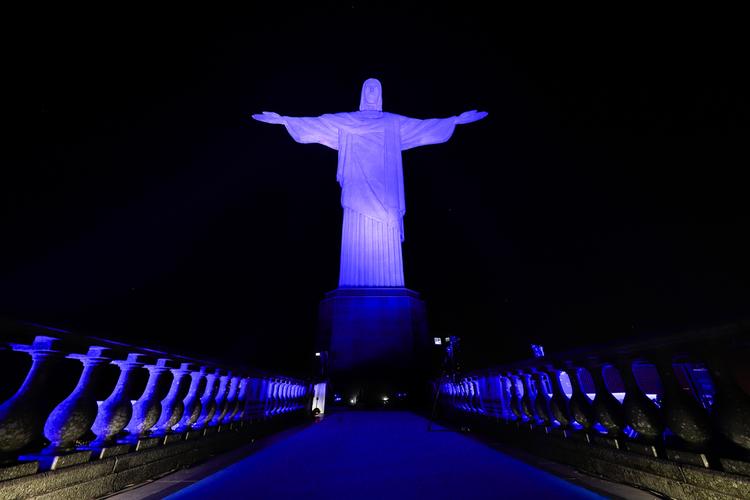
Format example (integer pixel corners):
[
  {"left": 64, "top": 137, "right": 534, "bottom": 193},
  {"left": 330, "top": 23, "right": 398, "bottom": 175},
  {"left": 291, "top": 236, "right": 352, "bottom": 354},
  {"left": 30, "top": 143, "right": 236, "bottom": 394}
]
[{"left": 360, "top": 78, "right": 382, "bottom": 111}]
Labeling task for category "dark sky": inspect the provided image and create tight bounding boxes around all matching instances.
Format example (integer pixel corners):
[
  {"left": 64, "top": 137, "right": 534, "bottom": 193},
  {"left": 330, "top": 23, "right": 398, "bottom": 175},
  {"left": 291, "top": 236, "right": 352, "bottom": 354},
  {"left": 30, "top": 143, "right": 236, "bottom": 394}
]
[{"left": 3, "top": 6, "right": 749, "bottom": 374}]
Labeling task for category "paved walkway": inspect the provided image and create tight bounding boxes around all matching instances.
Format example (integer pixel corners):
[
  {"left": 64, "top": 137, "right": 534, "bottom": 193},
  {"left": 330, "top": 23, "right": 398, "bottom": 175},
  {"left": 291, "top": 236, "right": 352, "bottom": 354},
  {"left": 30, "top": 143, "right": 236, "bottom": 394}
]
[{"left": 162, "top": 412, "right": 613, "bottom": 499}]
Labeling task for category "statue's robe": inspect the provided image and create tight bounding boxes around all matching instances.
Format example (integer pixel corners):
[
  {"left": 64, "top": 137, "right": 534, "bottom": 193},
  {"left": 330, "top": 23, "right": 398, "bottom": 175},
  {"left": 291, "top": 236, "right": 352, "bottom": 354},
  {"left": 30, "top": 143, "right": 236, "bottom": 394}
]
[{"left": 281, "top": 111, "right": 456, "bottom": 287}]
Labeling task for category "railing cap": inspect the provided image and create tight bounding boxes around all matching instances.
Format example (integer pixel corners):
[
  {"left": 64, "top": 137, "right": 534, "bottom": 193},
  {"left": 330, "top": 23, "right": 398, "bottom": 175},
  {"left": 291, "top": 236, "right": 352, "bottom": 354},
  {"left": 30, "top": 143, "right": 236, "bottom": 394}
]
[
  {"left": 150, "top": 358, "right": 175, "bottom": 369},
  {"left": 10, "top": 335, "right": 64, "bottom": 354}
]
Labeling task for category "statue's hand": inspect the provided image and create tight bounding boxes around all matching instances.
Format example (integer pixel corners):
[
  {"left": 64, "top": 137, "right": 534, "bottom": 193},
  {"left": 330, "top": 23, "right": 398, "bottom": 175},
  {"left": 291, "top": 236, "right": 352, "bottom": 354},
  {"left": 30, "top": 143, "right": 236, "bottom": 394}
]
[
  {"left": 251, "top": 111, "right": 285, "bottom": 124},
  {"left": 455, "top": 110, "right": 488, "bottom": 125}
]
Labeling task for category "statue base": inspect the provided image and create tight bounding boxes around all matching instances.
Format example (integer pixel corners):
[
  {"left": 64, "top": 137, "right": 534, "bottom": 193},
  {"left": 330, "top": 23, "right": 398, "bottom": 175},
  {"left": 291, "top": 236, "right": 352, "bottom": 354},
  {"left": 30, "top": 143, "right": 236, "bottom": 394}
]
[{"left": 317, "top": 287, "right": 430, "bottom": 406}]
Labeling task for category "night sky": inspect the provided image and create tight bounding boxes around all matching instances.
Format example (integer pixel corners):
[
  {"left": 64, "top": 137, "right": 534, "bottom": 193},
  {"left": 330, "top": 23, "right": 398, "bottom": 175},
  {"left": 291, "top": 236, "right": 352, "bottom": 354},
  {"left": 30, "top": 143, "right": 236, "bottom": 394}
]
[{"left": 4, "top": 6, "right": 748, "bottom": 375}]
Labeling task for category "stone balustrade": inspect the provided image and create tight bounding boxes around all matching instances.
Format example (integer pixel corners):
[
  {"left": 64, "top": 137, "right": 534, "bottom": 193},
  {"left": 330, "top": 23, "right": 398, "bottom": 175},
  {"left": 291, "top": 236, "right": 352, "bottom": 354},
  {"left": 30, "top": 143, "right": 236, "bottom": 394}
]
[
  {"left": 435, "top": 322, "right": 750, "bottom": 476},
  {"left": 0, "top": 321, "right": 312, "bottom": 478}
]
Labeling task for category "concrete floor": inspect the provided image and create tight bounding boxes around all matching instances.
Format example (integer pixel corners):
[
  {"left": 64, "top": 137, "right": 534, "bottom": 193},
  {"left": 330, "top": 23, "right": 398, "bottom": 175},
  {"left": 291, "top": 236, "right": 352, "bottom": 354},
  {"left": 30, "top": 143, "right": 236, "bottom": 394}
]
[{"left": 109, "top": 411, "right": 653, "bottom": 500}]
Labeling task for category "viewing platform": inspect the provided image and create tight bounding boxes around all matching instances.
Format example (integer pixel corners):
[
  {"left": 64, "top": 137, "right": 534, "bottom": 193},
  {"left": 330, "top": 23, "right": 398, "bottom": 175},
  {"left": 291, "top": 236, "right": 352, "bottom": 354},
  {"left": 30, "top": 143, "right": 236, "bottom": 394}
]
[{"left": 117, "top": 411, "right": 648, "bottom": 499}]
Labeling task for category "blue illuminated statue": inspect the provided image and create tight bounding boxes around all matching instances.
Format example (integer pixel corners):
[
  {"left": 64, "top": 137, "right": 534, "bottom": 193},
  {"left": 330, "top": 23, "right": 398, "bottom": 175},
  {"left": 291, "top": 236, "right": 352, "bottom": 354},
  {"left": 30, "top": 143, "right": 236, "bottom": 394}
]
[{"left": 253, "top": 79, "right": 487, "bottom": 287}]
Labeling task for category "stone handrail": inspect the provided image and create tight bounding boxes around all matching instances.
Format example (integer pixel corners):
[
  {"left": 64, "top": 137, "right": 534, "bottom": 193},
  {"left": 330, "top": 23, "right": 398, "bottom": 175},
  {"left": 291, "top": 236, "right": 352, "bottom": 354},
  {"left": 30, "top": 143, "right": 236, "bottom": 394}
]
[
  {"left": 434, "top": 322, "right": 750, "bottom": 471},
  {"left": 0, "top": 320, "right": 312, "bottom": 469}
]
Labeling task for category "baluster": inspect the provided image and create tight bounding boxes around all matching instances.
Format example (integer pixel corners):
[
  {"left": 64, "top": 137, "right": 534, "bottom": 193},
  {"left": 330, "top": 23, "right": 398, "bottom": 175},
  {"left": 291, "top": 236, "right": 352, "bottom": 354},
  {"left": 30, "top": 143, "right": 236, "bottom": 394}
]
[
  {"left": 651, "top": 353, "right": 712, "bottom": 450},
  {"left": 506, "top": 374, "right": 524, "bottom": 421},
  {"left": 294, "top": 382, "right": 301, "bottom": 412},
  {"left": 43, "top": 346, "right": 112, "bottom": 449},
  {"left": 473, "top": 377, "right": 485, "bottom": 414},
  {"left": 262, "top": 378, "right": 272, "bottom": 418},
  {"left": 566, "top": 363, "right": 596, "bottom": 430},
  {"left": 287, "top": 383, "right": 294, "bottom": 413},
  {"left": 705, "top": 349, "right": 750, "bottom": 451},
  {"left": 283, "top": 382, "right": 290, "bottom": 414},
  {"left": 126, "top": 358, "right": 172, "bottom": 437},
  {"left": 460, "top": 379, "right": 470, "bottom": 413},
  {"left": 266, "top": 378, "right": 275, "bottom": 416},
  {"left": 618, "top": 358, "right": 664, "bottom": 442},
  {"left": 276, "top": 378, "right": 284, "bottom": 415},
  {"left": 221, "top": 375, "right": 241, "bottom": 424},
  {"left": 478, "top": 376, "right": 490, "bottom": 416},
  {"left": 288, "top": 381, "right": 295, "bottom": 413},
  {"left": 587, "top": 362, "right": 625, "bottom": 435},
  {"left": 531, "top": 370, "right": 553, "bottom": 425},
  {"left": 291, "top": 382, "right": 298, "bottom": 412},
  {"left": 292, "top": 382, "right": 298, "bottom": 412},
  {"left": 260, "top": 378, "right": 271, "bottom": 418},
  {"left": 0, "top": 336, "right": 64, "bottom": 453},
  {"left": 518, "top": 371, "right": 537, "bottom": 421},
  {"left": 174, "top": 366, "right": 206, "bottom": 432},
  {"left": 475, "top": 377, "right": 485, "bottom": 414},
  {"left": 466, "top": 378, "right": 476, "bottom": 413},
  {"left": 452, "top": 380, "right": 461, "bottom": 412},
  {"left": 232, "top": 377, "right": 250, "bottom": 422},
  {"left": 455, "top": 380, "right": 465, "bottom": 413},
  {"left": 495, "top": 375, "right": 512, "bottom": 421},
  {"left": 248, "top": 378, "right": 258, "bottom": 419},
  {"left": 544, "top": 365, "right": 572, "bottom": 428},
  {"left": 469, "top": 378, "right": 477, "bottom": 413},
  {"left": 153, "top": 362, "right": 193, "bottom": 434},
  {"left": 91, "top": 353, "right": 145, "bottom": 444},
  {"left": 259, "top": 378, "right": 271, "bottom": 418},
  {"left": 194, "top": 369, "right": 221, "bottom": 429},
  {"left": 459, "top": 379, "right": 468, "bottom": 415},
  {"left": 479, "top": 376, "right": 494, "bottom": 418},
  {"left": 261, "top": 378, "right": 270, "bottom": 417},
  {"left": 460, "top": 380, "right": 467, "bottom": 414},
  {"left": 279, "top": 380, "right": 288, "bottom": 414},
  {"left": 242, "top": 378, "right": 260, "bottom": 422},
  {"left": 268, "top": 378, "right": 278, "bottom": 416},
  {"left": 279, "top": 379, "right": 287, "bottom": 413},
  {"left": 496, "top": 373, "right": 516, "bottom": 422},
  {"left": 210, "top": 371, "right": 232, "bottom": 426},
  {"left": 287, "top": 381, "right": 295, "bottom": 413},
  {"left": 456, "top": 380, "right": 464, "bottom": 412}
]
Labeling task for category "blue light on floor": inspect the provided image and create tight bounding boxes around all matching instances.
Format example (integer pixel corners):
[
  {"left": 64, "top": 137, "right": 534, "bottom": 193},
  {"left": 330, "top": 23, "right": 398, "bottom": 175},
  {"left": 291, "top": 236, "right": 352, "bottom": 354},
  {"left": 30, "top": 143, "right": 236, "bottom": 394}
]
[{"left": 167, "top": 412, "right": 604, "bottom": 499}]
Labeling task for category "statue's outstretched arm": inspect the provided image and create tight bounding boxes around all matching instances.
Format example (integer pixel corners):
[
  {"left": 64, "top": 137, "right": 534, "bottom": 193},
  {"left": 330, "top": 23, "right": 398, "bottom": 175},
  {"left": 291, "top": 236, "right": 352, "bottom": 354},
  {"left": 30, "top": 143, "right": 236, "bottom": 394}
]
[
  {"left": 252, "top": 111, "right": 286, "bottom": 124},
  {"left": 454, "top": 110, "right": 488, "bottom": 125},
  {"left": 252, "top": 111, "right": 339, "bottom": 149},
  {"left": 400, "top": 110, "right": 487, "bottom": 150}
]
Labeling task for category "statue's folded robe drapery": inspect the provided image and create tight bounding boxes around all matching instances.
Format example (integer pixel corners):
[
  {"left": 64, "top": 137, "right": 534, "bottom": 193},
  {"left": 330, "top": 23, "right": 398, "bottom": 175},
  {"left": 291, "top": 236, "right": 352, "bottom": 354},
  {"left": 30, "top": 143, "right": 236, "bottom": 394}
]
[{"left": 281, "top": 111, "right": 456, "bottom": 287}]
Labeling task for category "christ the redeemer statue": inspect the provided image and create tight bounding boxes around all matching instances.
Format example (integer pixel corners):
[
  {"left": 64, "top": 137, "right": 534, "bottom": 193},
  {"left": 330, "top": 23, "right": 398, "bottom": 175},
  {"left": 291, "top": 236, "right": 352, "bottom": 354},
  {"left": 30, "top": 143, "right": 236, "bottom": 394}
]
[{"left": 253, "top": 78, "right": 487, "bottom": 287}]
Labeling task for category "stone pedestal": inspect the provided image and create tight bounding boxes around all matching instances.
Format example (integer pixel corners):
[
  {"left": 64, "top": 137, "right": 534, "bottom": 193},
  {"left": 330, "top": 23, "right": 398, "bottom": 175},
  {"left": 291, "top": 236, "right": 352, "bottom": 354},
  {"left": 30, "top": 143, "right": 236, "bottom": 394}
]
[{"left": 317, "top": 287, "right": 429, "bottom": 403}]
